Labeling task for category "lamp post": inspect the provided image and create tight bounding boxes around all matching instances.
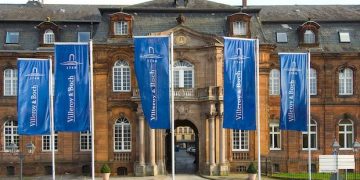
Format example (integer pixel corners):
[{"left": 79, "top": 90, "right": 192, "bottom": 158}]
[
  {"left": 332, "top": 139, "right": 341, "bottom": 180},
  {"left": 7, "top": 142, "right": 36, "bottom": 180},
  {"left": 353, "top": 140, "right": 360, "bottom": 180}
]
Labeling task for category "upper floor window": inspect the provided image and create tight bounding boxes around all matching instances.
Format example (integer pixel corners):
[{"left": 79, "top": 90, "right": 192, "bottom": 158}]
[
  {"left": 114, "top": 21, "right": 128, "bottom": 35},
  {"left": 276, "top": 32, "right": 288, "bottom": 43},
  {"left": 339, "top": 68, "right": 353, "bottom": 95},
  {"left": 310, "top": 68, "right": 317, "bottom": 95},
  {"left": 233, "top": 21, "right": 247, "bottom": 36},
  {"left": 109, "top": 12, "right": 133, "bottom": 37},
  {"left": 42, "top": 132, "right": 58, "bottom": 151},
  {"left": 43, "top": 29, "right": 55, "bottom": 44},
  {"left": 339, "top": 32, "right": 350, "bottom": 43},
  {"left": 78, "top": 32, "right": 91, "bottom": 42},
  {"left": 269, "top": 123, "right": 281, "bottom": 150},
  {"left": 4, "top": 69, "right": 17, "bottom": 96},
  {"left": 80, "top": 131, "right": 92, "bottom": 151},
  {"left": 113, "top": 60, "right": 131, "bottom": 92},
  {"left": 339, "top": 119, "right": 353, "bottom": 149},
  {"left": 227, "top": 13, "right": 251, "bottom": 37},
  {"left": 174, "top": 60, "right": 194, "bottom": 88},
  {"left": 4, "top": 121, "right": 19, "bottom": 151},
  {"left": 114, "top": 117, "right": 131, "bottom": 152},
  {"left": 232, "top": 130, "right": 249, "bottom": 151},
  {"left": 6, "top": 32, "right": 19, "bottom": 44},
  {"left": 302, "top": 119, "right": 317, "bottom": 150},
  {"left": 269, "top": 69, "right": 280, "bottom": 95},
  {"left": 304, "top": 30, "right": 315, "bottom": 44}
]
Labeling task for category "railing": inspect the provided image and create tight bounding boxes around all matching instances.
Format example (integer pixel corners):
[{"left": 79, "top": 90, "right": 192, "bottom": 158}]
[
  {"left": 114, "top": 152, "right": 131, "bottom": 162},
  {"left": 232, "top": 152, "right": 249, "bottom": 160}
]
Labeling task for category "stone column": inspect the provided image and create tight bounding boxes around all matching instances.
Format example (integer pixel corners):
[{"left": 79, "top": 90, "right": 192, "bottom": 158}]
[
  {"left": 208, "top": 113, "right": 217, "bottom": 175},
  {"left": 135, "top": 114, "right": 146, "bottom": 176},
  {"left": 219, "top": 112, "right": 229, "bottom": 175},
  {"left": 148, "top": 128, "right": 158, "bottom": 175}
]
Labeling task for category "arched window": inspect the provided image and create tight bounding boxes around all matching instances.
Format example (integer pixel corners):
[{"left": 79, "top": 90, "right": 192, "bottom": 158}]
[
  {"left": 302, "top": 120, "right": 317, "bottom": 149},
  {"left": 339, "top": 68, "right": 353, "bottom": 95},
  {"left": 4, "top": 121, "right": 19, "bottom": 151},
  {"left": 269, "top": 123, "right": 281, "bottom": 150},
  {"left": 339, "top": 119, "right": 353, "bottom": 149},
  {"left": 310, "top": 68, "right": 317, "bottom": 95},
  {"left": 269, "top": 69, "right": 280, "bottom": 95},
  {"left": 43, "top": 29, "right": 55, "bottom": 44},
  {"left": 174, "top": 60, "right": 194, "bottom": 88},
  {"left": 113, "top": 60, "right": 131, "bottom": 92},
  {"left": 304, "top": 30, "right": 315, "bottom": 44},
  {"left": 232, "top": 130, "right": 248, "bottom": 151},
  {"left": 233, "top": 21, "right": 247, "bottom": 35},
  {"left": 3, "top": 69, "right": 17, "bottom": 96},
  {"left": 114, "top": 117, "right": 131, "bottom": 152}
]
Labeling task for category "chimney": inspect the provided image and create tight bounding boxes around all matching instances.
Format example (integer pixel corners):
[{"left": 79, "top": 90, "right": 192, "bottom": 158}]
[{"left": 242, "top": 0, "right": 247, "bottom": 7}]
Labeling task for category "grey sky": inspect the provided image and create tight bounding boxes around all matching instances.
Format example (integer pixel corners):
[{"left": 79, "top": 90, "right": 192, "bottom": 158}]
[{"left": 1, "top": 0, "right": 359, "bottom": 5}]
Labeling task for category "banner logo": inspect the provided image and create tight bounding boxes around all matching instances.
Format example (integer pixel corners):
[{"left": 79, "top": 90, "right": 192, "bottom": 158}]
[
  {"left": 60, "top": 54, "right": 82, "bottom": 69},
  {"left": 25, "top": 67, "right": 44, "bottom": 80}
]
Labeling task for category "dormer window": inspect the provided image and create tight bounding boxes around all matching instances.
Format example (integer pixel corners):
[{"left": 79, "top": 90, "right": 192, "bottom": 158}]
[
  {"left": 109, "top": 12, "right": 133, "bottom": 38},
  {"left": 297, "top": 21, "right": 320, "bottom": 46},
  {"left": 43, "top": 29, "right": 55, "bottom": 44},
  {"left": 304, "top": 30, "right": 315, "bottom": 44},
  {"left": 227, "top": 13, "right": 251, "bottom": 38}
]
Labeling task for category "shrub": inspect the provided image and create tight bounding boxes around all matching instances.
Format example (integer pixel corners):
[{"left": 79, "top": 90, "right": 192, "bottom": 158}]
[
  {"left": 247, "top": 162, "right": 257, "bottom": 174},
  {"left": 100, "top": 164, "right": 111, "bottom": 173}
]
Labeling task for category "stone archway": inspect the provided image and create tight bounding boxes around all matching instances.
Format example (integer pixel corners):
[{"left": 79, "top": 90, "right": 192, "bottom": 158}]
[{"left": 165, "top": 119, "right": 199, "bottom": 174}]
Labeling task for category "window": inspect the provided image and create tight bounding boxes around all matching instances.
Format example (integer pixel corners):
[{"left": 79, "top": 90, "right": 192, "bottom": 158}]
[
  {"left": 174, "top": 60, "right": 194, "bottom": 88},
  {"left": 3, "top": 69, "right": 17, "bottom": 96},
  {"left": 339, "top": 119, "right": 353, "bottom": 149},
  {"left": 339, "top": 32, "right": 350, "bottom": 43},
  {"left": 4, "top": 121, "right": 19, "bottom": 151},
  {"left": 43, "top": 29, "right": 55, "bottom": 44},
  {"left": 6, "top": 32, "right": 19, "bottom": 44},
  {"left": 302, "top": 120, "right": 317, "bottom": 149},
  {"left": 233, "top": 21, "right": 247, "bottom": 36},
  {"left": 304, "top": 30, "right": 315, "bottom": 44},
  {"left": 113, "top": 60, "right": 131, "bottom": 92},
  {"left": 78, "top": 32, "right": 90, "bottom": 42},
  {"left": 80, "top": 131, "right": 92, "bottom": 151},
  {"left": 339, "top": 68, "right": 353, "bottom": 95},
  {"left": 276, "top": 32, "right": 288, "bottom": 43},
  {"left": 270, "top": 123, "right": 281, "bottom": 150},
  {"left": 114, "top": 117, "right": 131, "bottom": 152},
  {"left": 269, "top": 69, "right": 280, "bottom": 95},
  {"left": 310, "top": 68, "right": 317, "bottom": 95},
  {"left": 114, "top": 21, "right": 128, "bottom": 35},
  {"left": 232, "top": 130, "right": 249, "bottom": 151},
  {"left": 42, "top": 132, "right": 58, "bottom": 151}
]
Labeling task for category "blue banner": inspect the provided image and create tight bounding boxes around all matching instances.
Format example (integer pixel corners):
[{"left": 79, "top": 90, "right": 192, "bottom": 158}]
[
  {"left": 134, "top": 36, "right": 170, "bottom": 129},
  {"left": 223, "top": 38, "right": 256, "bottom": 130},
  {"left": 279, "top": 53, "right": 308, "bottom": 131},
  {"left": 54, "top": 43, "right": 90, "bottom": 132},
  {"left": 17, "top": 58, "right": 50, "bottom": 135}
]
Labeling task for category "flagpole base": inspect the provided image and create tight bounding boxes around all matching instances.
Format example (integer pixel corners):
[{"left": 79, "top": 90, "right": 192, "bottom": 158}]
[
  {"left": 135, "top": 163, "right": 146, "bottom": 177},
  {"left": 219, "top": 163, "right": 229, "bottom": 176},
  {"left": 146, "top": 164, "right": 158, "bottom": 176},
  {"left": 207, "top": 164, "right": 219, "bottom": 176}
]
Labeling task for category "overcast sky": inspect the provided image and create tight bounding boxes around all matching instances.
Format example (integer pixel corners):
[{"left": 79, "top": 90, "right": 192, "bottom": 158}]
[{"left": 0, "top": 0, "right": 359, "bottom": 5}]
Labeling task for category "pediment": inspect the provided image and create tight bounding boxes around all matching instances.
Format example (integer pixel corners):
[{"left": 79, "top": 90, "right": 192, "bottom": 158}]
[{"left": 150, "top": 25, "right": 222, "bottom": 48}]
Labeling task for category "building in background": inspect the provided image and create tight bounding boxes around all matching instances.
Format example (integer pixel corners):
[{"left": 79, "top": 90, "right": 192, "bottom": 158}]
[{"left": 0, "top": 0, "right": 359, "bottom": 177}]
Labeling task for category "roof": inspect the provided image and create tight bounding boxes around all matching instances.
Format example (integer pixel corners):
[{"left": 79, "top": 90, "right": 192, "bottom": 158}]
[{"left": 126, "top": 0, "right": 237, "bottom": 10}]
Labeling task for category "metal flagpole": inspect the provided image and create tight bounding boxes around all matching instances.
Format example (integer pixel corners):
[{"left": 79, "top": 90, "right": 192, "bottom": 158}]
[
  {"left": 49, "top": 56, "right": 56, "bottom": 180},
  {"left": 256, "top": 39, "right": 261, "bottom": 180},
  {"left": 307, "top": 52, "right": 312, "bottom": 180},
  {"left": 170, "top": 33, "right": 175, "bottom": 180},
  {"left": 89, "top": 40, "right": 95, "bottom": 180}
]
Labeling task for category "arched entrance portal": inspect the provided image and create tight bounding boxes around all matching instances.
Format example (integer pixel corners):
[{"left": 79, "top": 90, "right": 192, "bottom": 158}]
[{"left": 165, "top": 119, "right": 199, "bottom": 174}]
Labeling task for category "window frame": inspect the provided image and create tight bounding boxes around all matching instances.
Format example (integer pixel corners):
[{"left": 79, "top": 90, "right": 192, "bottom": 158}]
[
  {"left": 78, "top": 32, "right": 91, "bottom": 42},
  {"left": 3, "top": 121, "right": 19, "bottom": 152},
  {"left": 269, "top": 123, "right": 281, "bottom": 150},
  {"left": 339, "top": 32, "right": 350, "bottom": 43},
  {"left": 339, "top": 68, "right": 353, "bottom": 95},
  {"left": 276, "top": 32, "right": 288, "bottom": 43},
  {"left": 5, "top": 32, "right": 20, "bottom": 44},
  {"left": 310, "top": 68, "right": 317, "bottom": 95},
  {"left": 233, "top": 21, "right": 247, "bottom": 36},
  {"left": 3, "top": 69, "right": 18, "bottom": 96},
  {"left": 114, "top": 21, "right": 129, "bottom": 35},
  {"left": 42, "top": 132, "right": 58, "bottom": 152},
  {"left": 302, "top": 119, "right": 317, "bottom": 150},
  {"left": 339, "top": 119, "right": 353, "bottom": 150},
  {"left": 269, "top": 69, "right": 280, "bottom": 96},
  {"left": 304, "top": 30, "right": 316, "bottom": 44},
  {"left": 80, "top": 131, "right": 92, "bottom": 151},
  {"left": 43, "top": 29, "right": 55, "bottom": 44},
  {"left": 112, "top": 60, "right": 131, "bottom": 92},
  {"left": 113, "top": 117, "right": 131, "bottom": 152},
  {"left": 232, "top": 130, "right": 249, "bottom": 151},
  {"left": 174, "top": 60, "right": 194, "bottom": 88}
]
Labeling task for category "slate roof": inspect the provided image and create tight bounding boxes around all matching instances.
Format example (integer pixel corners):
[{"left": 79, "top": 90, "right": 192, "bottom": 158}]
[{"left": 126, "top": 0, "right": 237, "bottom": 10}]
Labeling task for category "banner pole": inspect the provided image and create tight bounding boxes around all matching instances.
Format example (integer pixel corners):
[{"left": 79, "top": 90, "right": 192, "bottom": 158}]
[
  {"left": 89, "top": 40, "right": 95, "bottom": 180},
  {"left": 49, "top": 56, "right": 56, "bottom": 180},
  {"left": 256, "top": 39, "right": 261, "bottom": 180},
  {"left": 170, "top": 33, "right": 175, "bottom": 180},
  {"left": 307, "top": 52, "right": 312, "bottom": 180}
]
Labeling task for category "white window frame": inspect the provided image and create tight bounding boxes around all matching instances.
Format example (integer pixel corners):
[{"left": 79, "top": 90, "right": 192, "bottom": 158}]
[
  {"left": 304, "top": 30, "right": 315, "bottom": 44},
  {"left": 42, "top": 132, "right": 58, "bottom": 151},
  {"left": 276, "top": 32, "right": 288, "bottom": 43},
  {"left": 310, "top": 68, "right": 317, "bottom": 95},
  {"left": 339, "top": 68, "right": 353, "bottom": 95},
  {"left": 233, "top": 21, "right": 247, "bottom": 36},
  {"left": 43, "top": 29, "right": 55, "bottom": 44},
  {"left": 114, "top": 21, "right": 128, "bottom": 35},
  {"left": 77, "top": 32, "right": 91, "bottom": 42},
  {"left": 174, "top": 60, "right": 194, "bottom": 88},
  {"left": 112, "top": 60, "right": 131, "bottom": 92},
  {"left": 269, "top": 69, "right": 280, "bottom": 95},
  {"left": 80, "top": 131, "right": 92, "bottom": 151},
  {"left": 302, "top": 120, "right": 317, "bottom": 150},
  {"left": 339, "top": 119, "right": 353, "bottom": 150},
  {"left": 6, "top": 32, "right": 19, "bottom": 44},
  {"left": 3, "top": 69, "right": 17, "bottom": 96},
  {"left": 339, "top": 32, "right": 350, "bottom": 43},
  {"left": 269, "top": 123, "right": 281, "bottom": 150},
  {"left": 232, "top": 130, "right": 249, "bottom": 151},
  {"left": 3, "top": 121, "right": 19, "bottom": 152},
  {"left": 113, "top": 117, "right": 131, "bottom": 152}
]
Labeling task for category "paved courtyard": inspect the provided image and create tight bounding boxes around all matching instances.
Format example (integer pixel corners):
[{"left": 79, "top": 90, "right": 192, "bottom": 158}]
[{"left": 175, "top": 149, "right": 196, "bottom": 174}]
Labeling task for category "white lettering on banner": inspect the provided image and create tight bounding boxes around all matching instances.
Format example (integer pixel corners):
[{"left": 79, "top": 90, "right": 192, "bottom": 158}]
[
  {"left": 30, "top": 85, "right": 38, "bottom": 127},
  {"left": 288, "top": 80, "right": 295, "bottom": 122},
  {"left": 67, "top": 76, "right": 76, "bottom": 123}
]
